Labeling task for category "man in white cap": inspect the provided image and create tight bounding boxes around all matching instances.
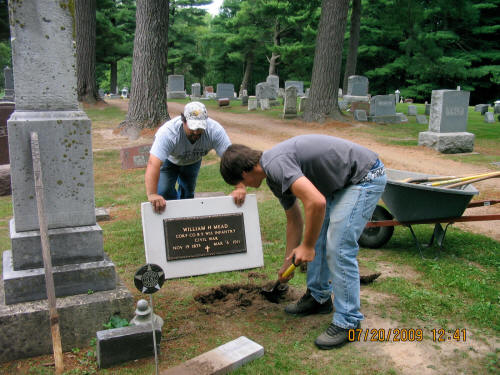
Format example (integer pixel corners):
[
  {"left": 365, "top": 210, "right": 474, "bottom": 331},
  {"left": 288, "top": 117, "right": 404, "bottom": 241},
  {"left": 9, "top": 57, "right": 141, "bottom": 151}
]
[{"left": 145, "top": 101, "right": 245, "bottom": 213}]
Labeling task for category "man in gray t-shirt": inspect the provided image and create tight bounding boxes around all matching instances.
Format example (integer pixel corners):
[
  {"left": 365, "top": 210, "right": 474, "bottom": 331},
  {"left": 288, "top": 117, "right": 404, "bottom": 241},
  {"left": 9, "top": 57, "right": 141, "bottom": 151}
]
[{"left": 220, "top": 135, "right": 387, "bottom": 349}]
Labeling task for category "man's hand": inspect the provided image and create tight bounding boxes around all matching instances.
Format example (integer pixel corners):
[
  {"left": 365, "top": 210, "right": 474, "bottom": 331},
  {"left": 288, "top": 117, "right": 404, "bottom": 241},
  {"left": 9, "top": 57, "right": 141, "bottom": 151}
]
[
  {"left": 148, "top": 193, "right": 166, "bottom": 213},
  {"left": 231, "top": 182, "right": 247, "bottom": 206},
  {"left": 287, "top": 243, "right": 315, "bottom": 265}
]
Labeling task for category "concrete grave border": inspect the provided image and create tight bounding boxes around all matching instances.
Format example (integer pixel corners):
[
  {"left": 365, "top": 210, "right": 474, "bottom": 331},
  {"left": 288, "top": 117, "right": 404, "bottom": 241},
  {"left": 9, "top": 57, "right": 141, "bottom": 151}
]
[{"left": 141, "top": 195, "right": 264, "bottom": 279}]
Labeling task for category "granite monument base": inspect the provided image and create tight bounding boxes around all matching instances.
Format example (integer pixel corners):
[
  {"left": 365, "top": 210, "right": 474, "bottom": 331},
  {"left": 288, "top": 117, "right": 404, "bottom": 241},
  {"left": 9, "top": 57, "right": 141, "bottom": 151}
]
[
  {"left": 3, "top": 250, "right": 116, "bottom": 304},
  {"left": 167, "top": 91, "right": 186, "bottom": 99},
  {"left": 10, "top": 219, "right": 103, "bottom": 270},
  {"left": 343, "top": 95, "right": 370, "bottom": 104},
  {"left": 418, "top": 131, "right": 474, "bottom": 154},
  {"left": 368, "top": 115, "right": 402, "bottom": 124},
  {"left": 0, "top": 278, "right": 133, "bottom": 363}
]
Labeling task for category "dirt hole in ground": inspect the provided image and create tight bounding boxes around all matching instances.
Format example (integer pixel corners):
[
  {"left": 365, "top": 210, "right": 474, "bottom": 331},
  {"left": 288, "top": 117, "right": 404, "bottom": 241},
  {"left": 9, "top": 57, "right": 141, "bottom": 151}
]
[{"left": 193, "top": 281, "right": 302, "bottom": 316}]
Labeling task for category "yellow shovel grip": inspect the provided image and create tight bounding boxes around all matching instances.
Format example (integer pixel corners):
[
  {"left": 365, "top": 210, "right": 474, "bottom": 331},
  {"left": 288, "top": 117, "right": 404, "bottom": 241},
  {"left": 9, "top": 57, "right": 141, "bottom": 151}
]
[{"left": 282, "top": 263, "right": 296, "bottom": 279}]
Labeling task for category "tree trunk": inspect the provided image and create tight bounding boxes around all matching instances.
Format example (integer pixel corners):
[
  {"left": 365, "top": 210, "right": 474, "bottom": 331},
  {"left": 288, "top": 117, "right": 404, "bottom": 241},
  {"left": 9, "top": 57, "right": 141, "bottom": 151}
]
[
  {"left": 268, "top": 19, "right": 280, "bottom": 76},
  {"left": 75, "top": 0, "right": 100, "bottom": 103},
  {"left": 240, "top": 52, "right": 253, "bottom": 95},
  {"left": 303, "top": 0, "right": 350, "bottom": 122},
  {"left": 110, "top": 61, "right": 118, "bottom": 94},
  {"left": 342, "top": 0, "right": 362, "bottom": 93},
  {"left": 122, "top": 0, "right": 170, "bottom": 131}
]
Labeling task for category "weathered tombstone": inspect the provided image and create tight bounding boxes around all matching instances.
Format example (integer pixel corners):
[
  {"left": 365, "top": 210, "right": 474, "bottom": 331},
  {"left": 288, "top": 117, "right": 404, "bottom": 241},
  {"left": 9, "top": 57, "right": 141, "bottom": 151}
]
[
  {"left": 343, "top": 75, "right": 369, "bottom": 105},
  {"left": 241, "top": 95, "right": 248, "bottom": 106},
  {"left": 484, "top": 112, "right": 495, "bottom": 123},
  {"left": 354, "top": 109, "right": 367, "bottom": 122},
  {"left": 204, "top": 85, "right": 214, "bottom": 97},
  {"left": 167, "top": 75, "right": 186, "bottom": 99},
  {"left": 120, "top": 87, "right": 129, "bottom": 99},
  {"left": 260, "top": 98, "right": 270, "bottom": 110},
  {"left": 425, "top": 102, "right": 431, "bottom": 115},
  {"left": 256, "top": 82, "right": 277, "bottom": 100},
  {"left": 338, "top": 100, "right": 348, "bottom": 111},
  {"left": 298, "top": 96, "right": 308, "bottom": 113},
  {"left": 418, "top": 90, "right": 474, "bottom": 153},
  {"left": 0, "top": 102, "right": 14, "bottom": 165},
  {"left": 98, "top": 89, "right": 105, "bottom": 98},
  {"left": 120, "top": 144, "right": 152, "bottom": 169},
  {"left": 216, "top": 83, "right": 235, "bottom": 100},
  {"left": 248, "top": 96, "right": 258, "bottom": 111},
  {"left": 141, "top": 195, "right": 263, "bottom": 278},
  {"left": 305, "top": 88, "right": 311, "bottom": 97},
  {"left": 3, "top": 66, "right": 15, "bottom": 102},
  {"left": 368, "top": 94, "right": 400, "bottom": 123},
  {"left": 347, "top": 75, "right": 368, "bottom": 96},
  {"left": 397, "top": 113, "right": 409, "bottom": 123},
  {"left": 1, "top": 1, "right": 133, "bottom": 362},
  {"left": 191, "top": 83, "right": 201, "bottom": 98},
  {"left": 408, "top": 105, "right": 417, "bottom": 116},
  {"left": 266, "top": 75, "right": 279, "bottom": 93},
  {"left": 284, "top": 81, "right": 304, "bottom": 96},
  {"left": 494, "top": 100, "right": 500, "bottom": 114},
  {"left": 337, "top": 88, "right": 342, "bottom": 98},
  {"left": 416, "top": 114, "right": 428, "bottom": 124},
  {"left": 282, "top": 86, "right": 297, "bottom": 119},
  {"left": 480, "top": 105, "right": 489, "bottom": 115},
  {"left": 277, "top": 88, "right": 285, "bottom": 98}
]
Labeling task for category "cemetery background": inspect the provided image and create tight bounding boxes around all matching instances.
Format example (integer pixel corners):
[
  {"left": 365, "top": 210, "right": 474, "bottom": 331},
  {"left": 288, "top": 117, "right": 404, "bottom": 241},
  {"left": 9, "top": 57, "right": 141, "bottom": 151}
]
[{"left": 1, "top": 97, "right": 498, "bottom": 374}]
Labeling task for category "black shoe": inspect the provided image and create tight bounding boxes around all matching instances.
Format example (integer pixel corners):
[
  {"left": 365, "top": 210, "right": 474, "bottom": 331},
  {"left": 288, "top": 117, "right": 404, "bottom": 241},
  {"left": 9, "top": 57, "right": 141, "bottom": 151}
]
[
  {"left": 314, "top": 322, "right": 360, "bottom": 349},
  {"left": 284, "top": 289, "right": 333, "bottom": 316}
]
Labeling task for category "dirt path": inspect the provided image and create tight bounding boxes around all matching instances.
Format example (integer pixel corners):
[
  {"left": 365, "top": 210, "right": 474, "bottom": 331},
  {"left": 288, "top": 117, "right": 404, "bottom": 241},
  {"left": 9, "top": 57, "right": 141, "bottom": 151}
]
[{"left": 99, "top": 99, "right": 500, "bottom": 241}]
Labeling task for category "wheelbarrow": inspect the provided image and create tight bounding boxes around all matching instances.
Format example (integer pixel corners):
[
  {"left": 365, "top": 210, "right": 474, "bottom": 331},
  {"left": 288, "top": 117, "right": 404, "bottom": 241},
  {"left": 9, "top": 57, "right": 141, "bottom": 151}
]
[{"left": 359, "top": 169, "right": 500, "bottom": 258}]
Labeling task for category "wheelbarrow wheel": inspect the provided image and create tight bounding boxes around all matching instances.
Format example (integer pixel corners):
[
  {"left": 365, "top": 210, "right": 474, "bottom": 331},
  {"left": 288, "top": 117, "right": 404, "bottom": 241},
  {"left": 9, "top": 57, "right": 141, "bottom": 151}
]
[{"left": 359, "top": 205, "right": 394, "bottom": 249}]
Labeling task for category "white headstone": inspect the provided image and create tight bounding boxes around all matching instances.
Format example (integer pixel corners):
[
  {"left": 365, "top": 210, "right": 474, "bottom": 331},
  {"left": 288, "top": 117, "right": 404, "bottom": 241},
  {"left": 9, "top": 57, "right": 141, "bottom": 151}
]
[{"left": 141, "top": 195, "right": 264, "bottom": 279}]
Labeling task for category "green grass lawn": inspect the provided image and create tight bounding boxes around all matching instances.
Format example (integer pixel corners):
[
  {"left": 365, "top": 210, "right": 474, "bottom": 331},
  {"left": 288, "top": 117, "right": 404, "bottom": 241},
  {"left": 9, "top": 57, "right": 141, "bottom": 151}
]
[{"left": 0, "top": 101, "right": 498, "bottom": 374}]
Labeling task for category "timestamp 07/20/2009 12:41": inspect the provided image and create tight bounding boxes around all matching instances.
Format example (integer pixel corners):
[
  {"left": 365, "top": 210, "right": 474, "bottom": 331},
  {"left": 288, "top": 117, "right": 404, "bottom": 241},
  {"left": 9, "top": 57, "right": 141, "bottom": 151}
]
[{"left": 348, "top": 328, "right": 467, "bottom": 342}]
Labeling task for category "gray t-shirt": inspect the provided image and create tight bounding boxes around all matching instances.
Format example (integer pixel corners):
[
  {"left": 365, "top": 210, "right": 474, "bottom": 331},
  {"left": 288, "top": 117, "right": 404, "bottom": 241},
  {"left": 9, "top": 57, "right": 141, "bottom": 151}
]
[
  {"left": 260, "top": 135, "right": 378, "bottom": 209},
  {"left": 150, "top": 116, "right": 231, "bottom": 166}
]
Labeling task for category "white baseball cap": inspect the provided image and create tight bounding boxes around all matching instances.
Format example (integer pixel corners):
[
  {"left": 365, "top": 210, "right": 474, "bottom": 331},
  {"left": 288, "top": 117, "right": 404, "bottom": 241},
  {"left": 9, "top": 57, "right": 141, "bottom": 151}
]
[{"left": 184, "top": 101, "right": 208, "bottom": 130}]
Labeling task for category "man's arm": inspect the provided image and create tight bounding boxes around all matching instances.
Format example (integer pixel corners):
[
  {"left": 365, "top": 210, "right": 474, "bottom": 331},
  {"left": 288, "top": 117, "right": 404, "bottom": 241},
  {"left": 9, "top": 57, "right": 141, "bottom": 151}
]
[
  {"left": 286, "top": 176, "right": 326, "bottom": 265},
  {"left": 145, "top": 154, "right": 166, "bottom": 213},
  {"left": 278, "top": 200, "right": 303, "bottom": 282}
]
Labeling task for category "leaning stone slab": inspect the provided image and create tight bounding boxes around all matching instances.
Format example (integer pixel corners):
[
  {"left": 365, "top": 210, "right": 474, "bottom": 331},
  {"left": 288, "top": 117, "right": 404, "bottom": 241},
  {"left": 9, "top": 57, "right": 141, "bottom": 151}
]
[
  {"left": 10, "top": 219, "right": 103, "bottom": 270},
  {"left": 161, "top": 336, "right": 264, "bottom": 375},
  {"left": 343, "top": 95, "right": 370, "bottom": 104},
  {"left": 3, "top": 250, "right": 116, "bottom": 304},
  {"left": 0, "top": 279, "right": 133, "bottom": 363},
  {"left": 354, "top": 110, "right": 367, "bottom": 122},
  {"left": 97, "top": 325, "right": 161, "bottom": 369},
  {"left": 418, "top": 131, "right": 474, "bottom": 154}
]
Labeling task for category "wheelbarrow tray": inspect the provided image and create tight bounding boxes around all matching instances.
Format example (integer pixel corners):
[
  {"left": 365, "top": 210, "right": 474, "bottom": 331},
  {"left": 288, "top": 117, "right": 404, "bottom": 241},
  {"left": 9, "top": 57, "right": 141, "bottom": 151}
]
[{"left": 382, "top": 169, "right": 479, "bottom": 222}]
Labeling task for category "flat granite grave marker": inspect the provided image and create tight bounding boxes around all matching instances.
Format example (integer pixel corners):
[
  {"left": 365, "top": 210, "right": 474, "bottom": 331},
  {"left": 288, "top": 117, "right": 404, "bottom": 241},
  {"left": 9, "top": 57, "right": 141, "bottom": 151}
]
[
  {"left": 354, "top": 109, "right": 367, "bottom": 121},
  {"left": 142, "top": 195, "right": 263, "bottom": 279},
  {"left": 120, "top": 144, "right": 152, "bottom": 169}
]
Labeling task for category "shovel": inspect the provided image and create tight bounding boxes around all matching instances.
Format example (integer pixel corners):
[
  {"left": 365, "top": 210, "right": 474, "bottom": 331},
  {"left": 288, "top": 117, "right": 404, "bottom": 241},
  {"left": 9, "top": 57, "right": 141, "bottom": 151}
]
[{"left": 261, "top": 256, "right": 298, "bottom": 303}]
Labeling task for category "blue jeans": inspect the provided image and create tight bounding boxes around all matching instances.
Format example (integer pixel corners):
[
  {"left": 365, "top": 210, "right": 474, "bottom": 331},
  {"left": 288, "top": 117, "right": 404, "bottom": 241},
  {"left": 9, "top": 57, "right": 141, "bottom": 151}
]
[
  {"left": 157, "top": 159, "right": 202, "bottom": 200},
  {"left": 307, "top": 167, "right": 387, "bottom": 329}
]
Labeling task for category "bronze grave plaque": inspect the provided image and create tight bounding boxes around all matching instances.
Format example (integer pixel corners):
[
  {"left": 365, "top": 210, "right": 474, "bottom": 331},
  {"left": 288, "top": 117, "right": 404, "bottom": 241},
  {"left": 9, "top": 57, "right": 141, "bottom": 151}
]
[{"left": 164, "top": 213, "right": 247, "bottom": 261}]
